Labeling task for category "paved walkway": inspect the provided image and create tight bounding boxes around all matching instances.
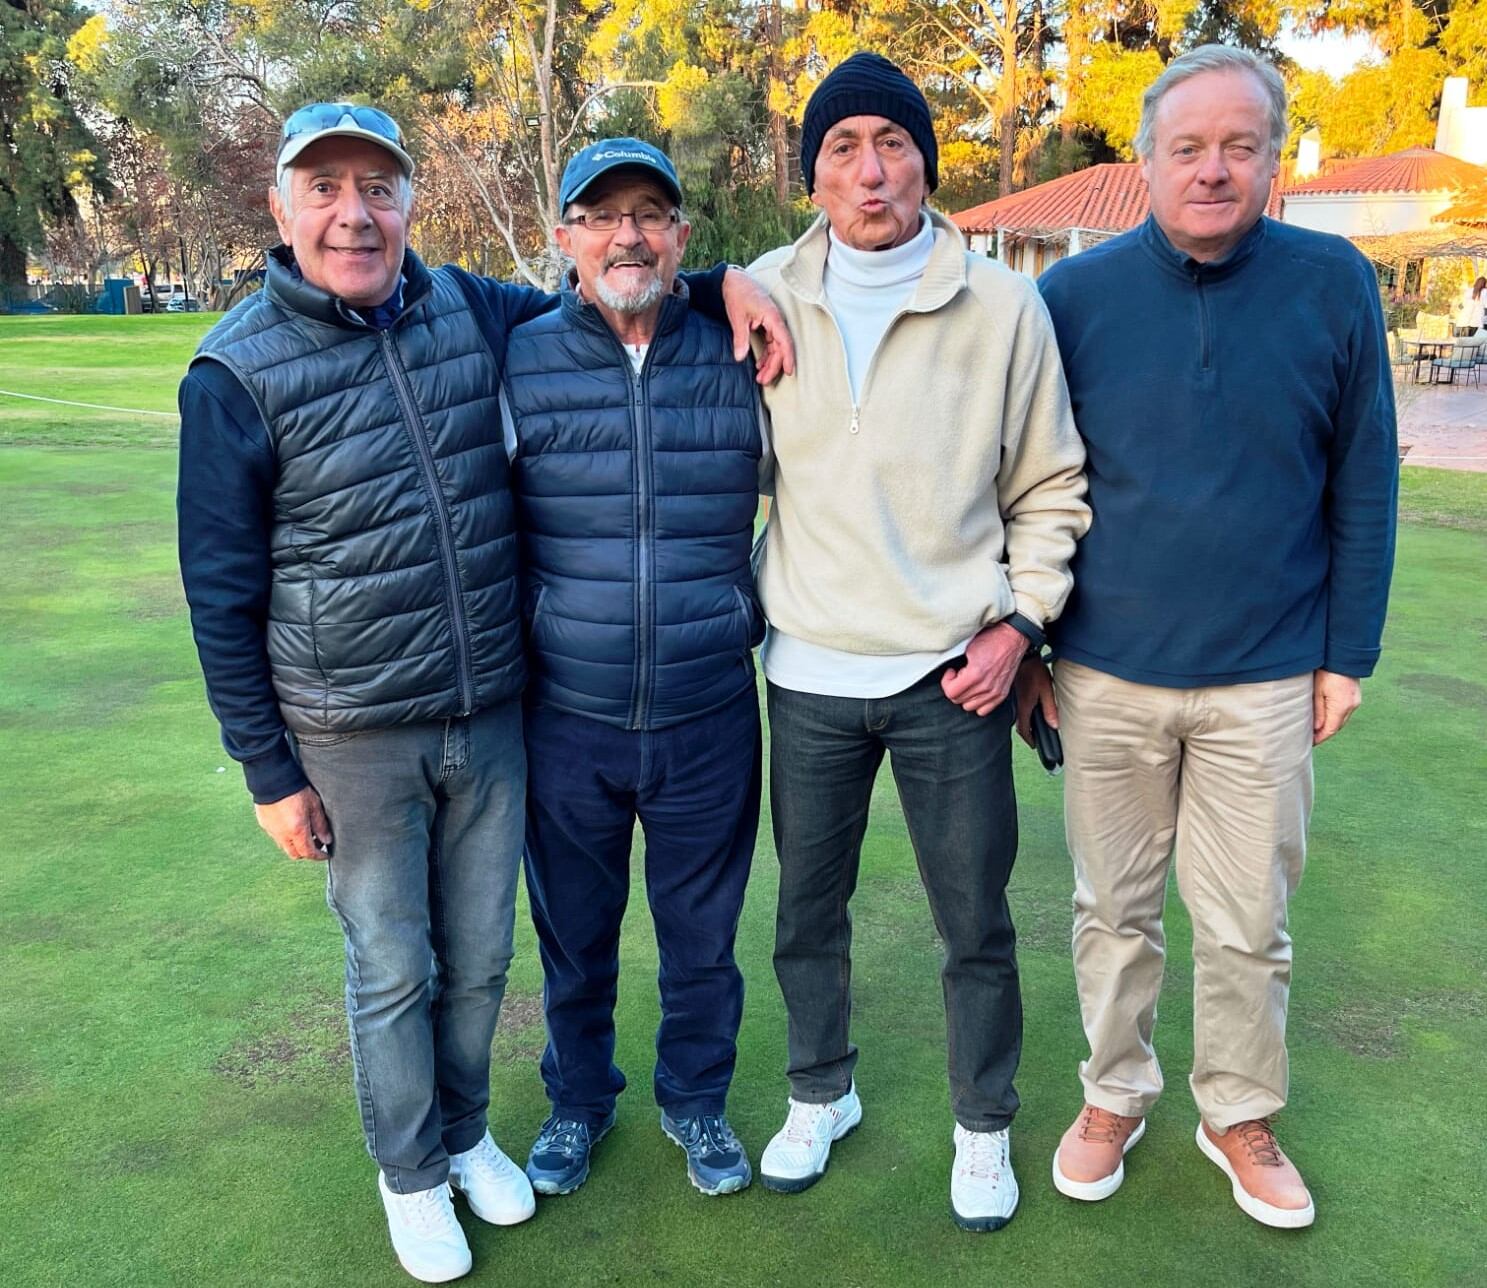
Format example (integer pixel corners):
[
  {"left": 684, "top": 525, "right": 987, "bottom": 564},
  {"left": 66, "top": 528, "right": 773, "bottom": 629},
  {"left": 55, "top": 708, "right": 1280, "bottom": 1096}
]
[{"left": 1396, "top": 378, "right": 1487, "bottom": 472}]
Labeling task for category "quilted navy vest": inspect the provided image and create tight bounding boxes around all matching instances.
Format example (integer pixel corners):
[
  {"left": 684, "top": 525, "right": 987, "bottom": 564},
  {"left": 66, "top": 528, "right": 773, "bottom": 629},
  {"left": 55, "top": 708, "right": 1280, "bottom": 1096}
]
[
  {"left": 191, "top": 248, "right": 524, "bottom": 733},
  {"left": 506, "top": 288, "right": 761, "bottom": 730}
]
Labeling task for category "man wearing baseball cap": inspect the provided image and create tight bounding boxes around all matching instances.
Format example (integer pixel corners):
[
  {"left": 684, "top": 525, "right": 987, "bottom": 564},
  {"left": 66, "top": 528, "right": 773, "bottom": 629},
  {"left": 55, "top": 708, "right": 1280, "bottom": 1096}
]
[
  {"left": 176, "top": 104, "right": 791, "bottom": 1282},
  {"left": 502, "top": 137, "right": 763, "bottom": 1202},
  {"left": 747, "top": 54, "right": 1090, "bottom": 1230}
]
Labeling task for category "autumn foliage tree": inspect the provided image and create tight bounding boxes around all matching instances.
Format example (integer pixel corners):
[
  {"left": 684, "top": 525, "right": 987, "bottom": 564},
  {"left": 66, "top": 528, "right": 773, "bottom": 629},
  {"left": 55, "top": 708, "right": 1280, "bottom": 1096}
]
[{"left": 16, "top": 0, "right": 1487, "bottom": 304}]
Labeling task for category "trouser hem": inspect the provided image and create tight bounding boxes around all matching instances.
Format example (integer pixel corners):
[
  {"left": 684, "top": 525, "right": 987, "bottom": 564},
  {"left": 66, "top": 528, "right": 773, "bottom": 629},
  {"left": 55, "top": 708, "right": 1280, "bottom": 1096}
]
[
  {"left": 786, "top": 1079, "right": 853, "bottom": 1106},
  {"left": 1081, "top": 1083, "right": 1155, "bottom": 1120},
  {"left": 1199, "top": 1095, "right": 1288, "bottom": 1134},
  {"left": 954, "top": 1112, "right": 1016, "bottom": 1133},
  {"left": 380, "top": 1160, "right": 452, "bottom": 1195},
  {"left": 442, "top": 1119, "right": 487, "bottom": 1159},
  {"left": 549, "top": 1104, "right": 618, "bottom": 1129},
  {"left": 658, "top": 1094, "right": 729, "bottom": 1119}
]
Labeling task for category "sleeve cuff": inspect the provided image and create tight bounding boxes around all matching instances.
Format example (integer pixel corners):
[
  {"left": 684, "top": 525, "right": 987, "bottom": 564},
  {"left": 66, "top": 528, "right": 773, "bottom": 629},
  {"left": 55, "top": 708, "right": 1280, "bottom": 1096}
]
[
  {"left": 242, "top": 737, "right": 310, "bottom": 805},
  {"left": 1004, "top": 611, "right": 1046, "bottom": 651},
  {"left": 1322, "top": 642, "right": 1380, "bottom": 679}
]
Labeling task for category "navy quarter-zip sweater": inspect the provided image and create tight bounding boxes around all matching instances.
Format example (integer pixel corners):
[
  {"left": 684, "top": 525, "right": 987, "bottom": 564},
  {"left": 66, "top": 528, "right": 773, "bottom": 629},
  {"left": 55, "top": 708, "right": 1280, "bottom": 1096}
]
[{"left": 1037, "top": 216, "right": 1397, "bottom": 687}]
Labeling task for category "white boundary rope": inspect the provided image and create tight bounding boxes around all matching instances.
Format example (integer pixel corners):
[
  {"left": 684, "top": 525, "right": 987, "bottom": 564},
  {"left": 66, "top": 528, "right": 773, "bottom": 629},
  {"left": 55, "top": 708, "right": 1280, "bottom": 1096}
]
[{"left": 0, "top": 387, "right": 178, "bottom": 418}]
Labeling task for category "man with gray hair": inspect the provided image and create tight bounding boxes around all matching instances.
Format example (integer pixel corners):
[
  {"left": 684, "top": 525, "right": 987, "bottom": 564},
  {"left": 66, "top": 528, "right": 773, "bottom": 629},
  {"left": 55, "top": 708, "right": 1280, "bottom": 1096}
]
[
  {"left": 501, "top": 138, "right": 764, "bottom": 1203},
  {"left": 1025, "top": 46, "right": 1397, "bottom": 1228},
  {"left": 177, "top": 103, "right": 791, "bottom": 1282}
]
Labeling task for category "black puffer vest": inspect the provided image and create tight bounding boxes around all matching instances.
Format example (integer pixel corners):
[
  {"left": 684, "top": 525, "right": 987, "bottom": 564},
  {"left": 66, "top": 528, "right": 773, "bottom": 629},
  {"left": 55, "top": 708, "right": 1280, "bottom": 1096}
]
[
  {"left": 191, "top": 248, "right": 523, "bottom": 733},
  {"left": 506, "top": 288, "right": 761, "bottom": 730}
]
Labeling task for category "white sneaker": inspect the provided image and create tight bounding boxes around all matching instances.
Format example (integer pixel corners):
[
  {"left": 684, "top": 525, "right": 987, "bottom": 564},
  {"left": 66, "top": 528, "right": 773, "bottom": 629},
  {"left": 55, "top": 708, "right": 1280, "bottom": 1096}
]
[
  {"left": 759, "top": 1084, "right": 863, "bottom": 1193},
  {"left": 378, "top": 1174, "right": 473, "bottom": 1283},
  {"left": 449, "top": 1132, "right": 537, "bottom": 1226},
  {"left": 950, "top": 1124, "right": 1019, "bottom": 1232}
]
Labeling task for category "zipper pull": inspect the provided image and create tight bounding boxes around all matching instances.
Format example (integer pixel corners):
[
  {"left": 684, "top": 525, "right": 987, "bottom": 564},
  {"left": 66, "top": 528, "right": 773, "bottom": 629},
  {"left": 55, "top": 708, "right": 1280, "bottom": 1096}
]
[{"left": 849, "top": 406, "right": 860, "bottom": 435}]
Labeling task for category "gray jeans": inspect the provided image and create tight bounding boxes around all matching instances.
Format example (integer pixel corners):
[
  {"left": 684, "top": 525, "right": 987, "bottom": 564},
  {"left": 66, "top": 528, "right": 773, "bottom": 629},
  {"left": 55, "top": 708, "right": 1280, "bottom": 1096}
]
[
  {"left": 767, "top": 675, "right": 1022, "bottom": 1131},
  {"left": 293, "top": 700, "right": 525, "bottom": 1193}
]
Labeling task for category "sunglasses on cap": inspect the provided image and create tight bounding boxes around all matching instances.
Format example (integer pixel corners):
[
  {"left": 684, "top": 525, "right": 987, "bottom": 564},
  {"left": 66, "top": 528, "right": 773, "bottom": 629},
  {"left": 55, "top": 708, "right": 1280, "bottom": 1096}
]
[
  {"left": 276, "top": 102, "right": 416, "bottom": 178},
  {"left": 280, "top": 103, "right": 405, "bottom": 150}
]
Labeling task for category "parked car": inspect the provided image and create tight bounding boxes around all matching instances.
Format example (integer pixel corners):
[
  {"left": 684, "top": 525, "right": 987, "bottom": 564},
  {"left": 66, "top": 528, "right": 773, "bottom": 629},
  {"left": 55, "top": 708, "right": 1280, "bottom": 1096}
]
[{"left": 141, "top": 283, "right": 198, "bottom": 313}]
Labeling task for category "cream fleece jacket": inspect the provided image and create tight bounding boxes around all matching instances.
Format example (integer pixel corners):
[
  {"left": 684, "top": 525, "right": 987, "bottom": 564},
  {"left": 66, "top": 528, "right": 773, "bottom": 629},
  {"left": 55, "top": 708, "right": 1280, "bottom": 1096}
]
[{"left": 749, "top": 209, "right": 1091, "bottom": 656}]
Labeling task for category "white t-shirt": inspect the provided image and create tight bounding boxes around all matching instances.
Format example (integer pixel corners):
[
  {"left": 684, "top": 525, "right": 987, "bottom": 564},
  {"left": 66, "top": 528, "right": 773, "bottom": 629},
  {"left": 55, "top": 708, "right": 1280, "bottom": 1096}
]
[{"left": 761, "top": 214, "right": 975, "bottom": 698}]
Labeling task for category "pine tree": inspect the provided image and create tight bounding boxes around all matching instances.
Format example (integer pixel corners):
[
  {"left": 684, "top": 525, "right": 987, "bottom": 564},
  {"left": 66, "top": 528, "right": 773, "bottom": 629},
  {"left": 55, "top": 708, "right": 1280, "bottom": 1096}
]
[{"left": 0, "top": 0, "right": 109, "bottom": 297}]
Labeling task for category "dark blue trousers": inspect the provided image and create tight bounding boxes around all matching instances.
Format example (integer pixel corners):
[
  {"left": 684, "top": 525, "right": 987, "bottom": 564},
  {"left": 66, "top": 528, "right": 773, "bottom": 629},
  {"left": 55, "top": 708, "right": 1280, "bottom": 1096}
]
[{"left": 523, "top": 686, "right": 761, "bottom": 1125}]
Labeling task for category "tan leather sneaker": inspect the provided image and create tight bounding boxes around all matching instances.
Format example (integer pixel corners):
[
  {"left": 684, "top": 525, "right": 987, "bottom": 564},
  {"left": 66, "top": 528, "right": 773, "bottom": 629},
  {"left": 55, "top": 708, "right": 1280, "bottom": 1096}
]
[
  {"left": 1196, "top": 1118, "right": 1315, "bottom": 1229},
  {"left": 1051, "top": 1104, "right": 1146, "bottom": 1201}
]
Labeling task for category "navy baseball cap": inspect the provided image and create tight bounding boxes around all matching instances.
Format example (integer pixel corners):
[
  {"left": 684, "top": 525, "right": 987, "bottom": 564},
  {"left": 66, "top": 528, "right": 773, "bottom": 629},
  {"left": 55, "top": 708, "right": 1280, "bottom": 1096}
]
[{"left": 560, "top": 138, "right": 683, "bottom": 211}]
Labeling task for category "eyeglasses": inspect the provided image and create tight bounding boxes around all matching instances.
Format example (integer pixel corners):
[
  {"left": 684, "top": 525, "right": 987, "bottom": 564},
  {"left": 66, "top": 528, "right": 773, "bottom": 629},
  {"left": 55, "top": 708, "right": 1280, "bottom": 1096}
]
[
  {"left": 564, "top": 208, "right": 680, "bottom": 233},
  {"left": 279, "top": 103, "right": 406, "bottom": 153}
]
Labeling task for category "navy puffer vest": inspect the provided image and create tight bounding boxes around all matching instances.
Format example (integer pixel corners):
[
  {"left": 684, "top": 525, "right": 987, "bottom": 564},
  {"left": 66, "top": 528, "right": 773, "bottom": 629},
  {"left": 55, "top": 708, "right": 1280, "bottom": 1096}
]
[
  {"left": 191, "top": 248, "right": 523, "bottom": 733},
  {"left": 506, "top": 288, "right": 761, "bottom": 730}
]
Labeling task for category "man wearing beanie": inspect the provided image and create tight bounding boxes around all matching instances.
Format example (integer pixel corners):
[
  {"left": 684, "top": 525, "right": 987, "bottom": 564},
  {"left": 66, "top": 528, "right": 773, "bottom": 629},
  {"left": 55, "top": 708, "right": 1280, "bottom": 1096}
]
[{"left": 748, "top": 52, "right": 1090, "bottom": 1231}]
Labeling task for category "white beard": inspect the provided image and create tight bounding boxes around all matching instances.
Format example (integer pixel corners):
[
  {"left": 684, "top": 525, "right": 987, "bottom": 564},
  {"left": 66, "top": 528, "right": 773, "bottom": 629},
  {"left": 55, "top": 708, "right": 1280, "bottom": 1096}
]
[{"left": 595, "top": 270, "right": 665, "bottom": 315}]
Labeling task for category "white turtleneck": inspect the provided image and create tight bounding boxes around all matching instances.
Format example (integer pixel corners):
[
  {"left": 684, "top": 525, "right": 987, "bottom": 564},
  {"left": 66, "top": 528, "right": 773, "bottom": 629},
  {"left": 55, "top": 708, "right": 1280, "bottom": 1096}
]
[
  {"left": 822, "top": 213, "right": 935, "bottom": 401},
  {"left": 761, "top": 211, "right": 974, "bottom": 699}
]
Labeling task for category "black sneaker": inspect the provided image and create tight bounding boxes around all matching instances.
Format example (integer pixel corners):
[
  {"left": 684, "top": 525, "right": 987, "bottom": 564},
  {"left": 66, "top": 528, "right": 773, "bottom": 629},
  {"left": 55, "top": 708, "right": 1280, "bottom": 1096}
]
[
  {"left": 525, "top": 1111, "right": 616, "bottom": 1195},
  {"left": 660, "top": 1111, "right": 753, "bottom": 1196}
]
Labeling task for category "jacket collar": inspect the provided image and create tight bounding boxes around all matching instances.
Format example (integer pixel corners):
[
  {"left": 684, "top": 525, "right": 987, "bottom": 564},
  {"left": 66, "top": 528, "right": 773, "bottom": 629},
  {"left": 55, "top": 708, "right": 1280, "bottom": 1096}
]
[
  {"left": 557, "top": 272, "right": 689, "bottom": 343},
  {"left": 777, "top": 207, "right": 968, "bottom": 315},
  {"left": 1136, "top": 214, "right": 1268, "bottom": 281},
  {"left": 264, "top": 244, "right": 434, "bottom": 329}
]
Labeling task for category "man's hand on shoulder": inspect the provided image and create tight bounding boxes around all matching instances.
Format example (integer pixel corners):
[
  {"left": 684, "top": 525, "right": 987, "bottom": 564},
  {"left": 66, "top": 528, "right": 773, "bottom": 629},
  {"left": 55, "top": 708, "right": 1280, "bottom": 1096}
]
[
  {"left": 722, "top": 267, "right": 795, "bottom": 384},
  {"left": 1313, "top": 669, "right": 1362, "bottom": 746},
  {"left": 255, "top": 785, "right": 334, "bottom": 860},
  {"left": 942, "top": 621, "right": 1029, "bottom": 717}
]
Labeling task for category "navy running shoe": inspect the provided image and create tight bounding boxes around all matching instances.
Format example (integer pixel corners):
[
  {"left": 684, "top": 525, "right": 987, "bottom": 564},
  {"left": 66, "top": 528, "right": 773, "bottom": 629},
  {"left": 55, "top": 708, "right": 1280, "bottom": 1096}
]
[
  {"left": 660, "top": 1111, "right": 753, "bottom": 1196},
  {"left": 525, "top": 1112, "right": 616, "bottom": 1195}
]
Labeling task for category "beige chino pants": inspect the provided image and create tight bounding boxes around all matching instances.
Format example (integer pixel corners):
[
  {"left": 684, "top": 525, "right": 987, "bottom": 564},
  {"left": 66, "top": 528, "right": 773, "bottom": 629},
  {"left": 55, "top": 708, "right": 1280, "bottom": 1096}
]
[{"left": 1054, "top": 660, "right": 1314, "bottom": 1130}]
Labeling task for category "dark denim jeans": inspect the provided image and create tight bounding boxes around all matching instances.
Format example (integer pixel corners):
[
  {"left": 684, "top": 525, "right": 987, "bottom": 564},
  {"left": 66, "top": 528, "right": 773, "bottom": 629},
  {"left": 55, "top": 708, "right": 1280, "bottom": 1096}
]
[
  {"left": 523, "top": 687, "right": 761, "bottom": 1125},
  {"left": 767, "top": 674, "right": 1022, "bottom": 1131},
  {"left": 293, "top": 700, "right": 525, "bottom": 1193}
]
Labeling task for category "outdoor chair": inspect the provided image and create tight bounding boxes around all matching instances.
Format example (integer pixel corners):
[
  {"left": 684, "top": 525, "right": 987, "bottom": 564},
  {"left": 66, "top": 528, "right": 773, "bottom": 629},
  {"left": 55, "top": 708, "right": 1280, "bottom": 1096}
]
[
  {"left": 1387, "top": 331, "right": 1415, "bottom": 376},
  {"left": 1430, "top": 339, "right": 1483, "bottom": 386}
]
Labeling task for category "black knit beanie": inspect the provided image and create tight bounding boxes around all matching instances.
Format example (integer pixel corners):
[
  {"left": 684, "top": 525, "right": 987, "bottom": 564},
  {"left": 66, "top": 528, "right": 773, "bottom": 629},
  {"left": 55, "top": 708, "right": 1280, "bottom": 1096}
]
[{"left": 800, "top": 51, "right": 939, "bottom": 194}]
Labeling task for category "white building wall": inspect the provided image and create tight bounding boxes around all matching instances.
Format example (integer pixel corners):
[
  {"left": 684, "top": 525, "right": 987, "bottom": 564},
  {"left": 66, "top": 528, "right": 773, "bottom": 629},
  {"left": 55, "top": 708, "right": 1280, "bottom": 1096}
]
[
  {"left": 1281, "top": 192, "right": 1457, "bottom": 237},
  {"left": 1436, "top": 78, "right": 1487, "bottom": 166}
]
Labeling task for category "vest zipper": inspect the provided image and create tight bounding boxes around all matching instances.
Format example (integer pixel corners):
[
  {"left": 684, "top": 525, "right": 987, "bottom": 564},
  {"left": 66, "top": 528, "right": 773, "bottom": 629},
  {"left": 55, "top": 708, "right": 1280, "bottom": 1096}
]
[
  {"left": 379, "top": 330, "right": 476, "bottom": 714},
  {"left": 602, "top": 315, "right": 665, "bottom": 730}
]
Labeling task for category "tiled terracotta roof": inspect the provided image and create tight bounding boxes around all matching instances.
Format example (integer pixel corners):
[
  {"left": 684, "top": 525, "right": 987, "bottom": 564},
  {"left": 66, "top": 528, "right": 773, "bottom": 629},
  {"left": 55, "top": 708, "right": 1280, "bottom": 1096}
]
[
  {"left": 1282, "top": 147, "right": 1487, "bottom": 196},
  {"left": 952, "top": 163, "right": 1148, "bottom": 235},
  {"left": 1435, "top": 185, "right": 1487, "bottom": 226},
  {"left": 951, "top": 162, "right": 1285, "bottom": 235}
]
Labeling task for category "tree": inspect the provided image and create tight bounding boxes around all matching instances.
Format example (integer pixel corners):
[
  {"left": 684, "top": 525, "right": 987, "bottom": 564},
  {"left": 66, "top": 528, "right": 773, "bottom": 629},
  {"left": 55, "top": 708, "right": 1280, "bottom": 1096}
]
[
  {"left": 1289, "top": 46, "right": 1446, "bottom": 158},
  {"left": 0, "top": 0, "right": 110, "bottom": 296}
]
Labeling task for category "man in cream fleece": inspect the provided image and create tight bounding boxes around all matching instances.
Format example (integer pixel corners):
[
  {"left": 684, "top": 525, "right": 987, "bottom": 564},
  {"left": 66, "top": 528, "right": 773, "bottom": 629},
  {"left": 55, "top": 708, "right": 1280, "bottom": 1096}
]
[{"left": 747, "top": 52, "right": 1090, "bottom": 1231}]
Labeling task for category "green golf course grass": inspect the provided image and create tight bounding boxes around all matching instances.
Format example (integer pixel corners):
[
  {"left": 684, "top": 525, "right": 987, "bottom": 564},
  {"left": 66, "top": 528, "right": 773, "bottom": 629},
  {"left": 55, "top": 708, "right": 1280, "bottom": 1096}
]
[{"left": 2, "top": 315, "right": 1484, "bottom": 1286}]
